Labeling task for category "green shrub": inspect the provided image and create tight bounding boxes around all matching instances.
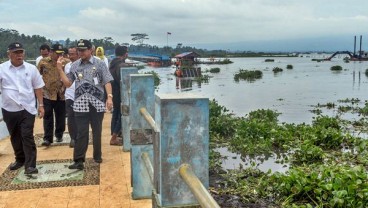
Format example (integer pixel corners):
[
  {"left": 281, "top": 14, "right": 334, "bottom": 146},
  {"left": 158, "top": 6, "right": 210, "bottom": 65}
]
[
  {"left": 272, "top": 67, "right": 283, "bottom": 73},
  {"left": 234, "top": 69, "right": 263, "bottom": 82},
  {"left": 330, "top": 65, "right": 343, "bottom": 71},
  {"left": 209, "top": 67, "right": 220, "bottom": 73}
]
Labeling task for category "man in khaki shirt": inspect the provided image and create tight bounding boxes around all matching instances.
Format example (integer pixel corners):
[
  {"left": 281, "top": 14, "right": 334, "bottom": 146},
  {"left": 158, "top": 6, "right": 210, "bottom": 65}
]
[{"left": 38, "top": 43, "right": 69, "bottom": 146}]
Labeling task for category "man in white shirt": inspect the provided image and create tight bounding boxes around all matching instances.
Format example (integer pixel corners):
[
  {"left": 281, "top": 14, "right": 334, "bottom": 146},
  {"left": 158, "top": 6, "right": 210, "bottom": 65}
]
[
  {"left": 64, "top": 46, "right": 78, "bottom": 148},
  {"left": 0, "top": 42, "right": 45, "bottom": 175},
  {"left": 35, "top": 44, "right": 50, "bottom": 67}
]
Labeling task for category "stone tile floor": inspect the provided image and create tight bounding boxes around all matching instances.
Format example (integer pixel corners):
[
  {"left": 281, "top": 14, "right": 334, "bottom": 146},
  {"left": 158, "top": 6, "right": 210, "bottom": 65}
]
[{"left": 0, "top": 113, "right": 151, "bottom": 208}]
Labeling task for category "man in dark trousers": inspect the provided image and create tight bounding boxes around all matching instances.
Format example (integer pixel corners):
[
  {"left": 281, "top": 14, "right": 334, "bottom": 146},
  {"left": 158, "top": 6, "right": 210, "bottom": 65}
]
[
  {"left": 56, "top": 39, "right": 113, "bottom": 170},
  {"left": 109, "top": 46, "right": 129, "bottom": 146},
  {"left": 38, "top": 44, "right": 68, "bottom": 146},
  {"left": 0, "top": 42, "right": 45, "bottom": 175}
]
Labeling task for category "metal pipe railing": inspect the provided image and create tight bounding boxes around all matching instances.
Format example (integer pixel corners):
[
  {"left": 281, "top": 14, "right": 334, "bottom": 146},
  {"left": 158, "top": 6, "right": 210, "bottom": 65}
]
[
  {"left": 141, "top": 152, "right": 154, "bottom": 186},
  {"left": 139, "top": 107, "right": 159, "bottom": 132},
  {"left": 179, "top": 164, "right": 220, "bottom": 208}
]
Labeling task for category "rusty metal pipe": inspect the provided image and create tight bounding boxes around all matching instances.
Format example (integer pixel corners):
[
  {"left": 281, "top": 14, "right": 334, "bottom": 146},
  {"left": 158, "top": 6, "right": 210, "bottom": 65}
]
[
  {"left": 141, "top": 152, "right": 154, "bottom": 186},
  {"left": 139, "top": 107, "right": 159, "bottom": 133},
  {"left": 179, "top": 164, "right": 220, "bottom": 208}
]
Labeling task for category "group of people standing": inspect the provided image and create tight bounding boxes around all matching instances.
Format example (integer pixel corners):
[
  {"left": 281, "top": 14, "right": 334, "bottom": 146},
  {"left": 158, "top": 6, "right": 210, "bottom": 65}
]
[{"left": 0, "top": 39, "right": 129, "bottom": 174}]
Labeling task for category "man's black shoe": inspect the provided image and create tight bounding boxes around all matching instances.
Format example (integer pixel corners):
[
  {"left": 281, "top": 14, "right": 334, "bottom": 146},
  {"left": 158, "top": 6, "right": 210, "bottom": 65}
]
[
  {"left": 56, "top": 137, "right": 63, "bottom": 142},
  {"left": 9, "top": 161, "right": 24, "bottom": 170},
  {"left": 41, "top": 140, "right": 51, "bottom": 146},
  {"left": 69, "top": 140, "right": 75, "bottom": 148},
  {"left": 94, "top": 158, "right": 103, "bottom": 163},
  {"left": 24, "top": 167, "right": 38, "bottom": 175},
  {"left": 68, "top": 162, "right": 84, "bottom": 170}
]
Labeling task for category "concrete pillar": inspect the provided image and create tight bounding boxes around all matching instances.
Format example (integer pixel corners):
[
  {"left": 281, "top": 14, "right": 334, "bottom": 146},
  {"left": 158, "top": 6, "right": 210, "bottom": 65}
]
[
  {"left": 130, "top": 74, "right": 155, "bottom": 199},
  {"left": 154, "top": 93, "right": 209, "bottom": 207},
  {"left": 120, "top": 67, "right": 138, "bottom": 152}
]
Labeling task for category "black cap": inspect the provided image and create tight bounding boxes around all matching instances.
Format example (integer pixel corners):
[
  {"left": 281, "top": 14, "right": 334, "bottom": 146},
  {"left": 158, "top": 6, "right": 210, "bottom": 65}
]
[
  {"left": 51, "top": 44, "right": 64, "bottom": 54},
  {"left": 7, "top": 42, "right": 25, "bottom": 52},
  {"left": 77, "top": 39, "right": 92, "bottom": 49},
  {"left": 115, "top": 46, "right": 128, "bottom": 56}
]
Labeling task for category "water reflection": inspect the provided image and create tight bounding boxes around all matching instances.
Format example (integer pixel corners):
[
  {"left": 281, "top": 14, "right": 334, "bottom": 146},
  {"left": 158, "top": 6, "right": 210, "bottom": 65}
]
[{"left": 216, "top": 147, "right": 289, "bottom": 173}]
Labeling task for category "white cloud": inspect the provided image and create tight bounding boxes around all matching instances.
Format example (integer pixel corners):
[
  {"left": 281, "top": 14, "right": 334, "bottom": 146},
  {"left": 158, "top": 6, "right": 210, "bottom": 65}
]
[{"left": 1, "top": 0, "right": 368, "bottom": 49}]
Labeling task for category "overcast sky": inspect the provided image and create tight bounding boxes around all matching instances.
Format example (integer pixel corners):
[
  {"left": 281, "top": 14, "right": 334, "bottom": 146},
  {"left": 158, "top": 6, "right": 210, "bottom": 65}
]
[{"left": 1, "top": 0, "right": 368, "bottom": 50}]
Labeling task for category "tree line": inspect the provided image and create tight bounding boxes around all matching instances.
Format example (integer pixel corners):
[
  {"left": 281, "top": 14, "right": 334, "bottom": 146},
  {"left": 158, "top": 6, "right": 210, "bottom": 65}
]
[
  {"left": 0, "top": 28, "right": 292, "bottom": 62},
  {"left": 1, "top": 28, "right": 232, "bottom": 61}
]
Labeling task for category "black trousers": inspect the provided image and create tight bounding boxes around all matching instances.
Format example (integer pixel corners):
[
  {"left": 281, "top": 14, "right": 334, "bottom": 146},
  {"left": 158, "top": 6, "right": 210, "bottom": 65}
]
[
  {"left": 73, "top": 104, "right": 104, "bottom": 163},
  {"left": 43, "top": 98, "right": 66, "bottom": 142},
  {"left": 2, "top": 109, "right": 37, "bottom": 169},
  {"left": 66, "top": 99, "right": 77, "bottom": 141}
]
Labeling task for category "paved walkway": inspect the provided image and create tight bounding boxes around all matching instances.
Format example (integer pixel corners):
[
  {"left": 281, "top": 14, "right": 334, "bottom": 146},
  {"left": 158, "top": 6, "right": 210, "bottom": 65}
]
[{"left": 0, "top": 113, "right": 152, "bottom": 208}]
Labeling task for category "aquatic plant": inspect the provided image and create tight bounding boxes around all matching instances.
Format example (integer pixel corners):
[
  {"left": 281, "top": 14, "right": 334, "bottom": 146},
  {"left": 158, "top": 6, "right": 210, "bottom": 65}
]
[
  {"left": 286, "top": 64, "right": 293, "bottom": 69},
  {"left": 209, "top": 67, "right": 220, "bottom": 73},
  {"left": 143, "top": 71, "right": 160, "bottom": 86},
  {"left": 272, "top": 67, "right": 283, "bottom": 73},
  {"left": 136, "top": 65, "right": 145, "bottom": 70},
  {"left": 330, "top": 65, "right": 342, "bottom": 71},
  {"left": 233, "top": 69, "right": 263, "bottom": 82},
  {"left": 208, "top": 100, "right": 368, "bottom": 207}
]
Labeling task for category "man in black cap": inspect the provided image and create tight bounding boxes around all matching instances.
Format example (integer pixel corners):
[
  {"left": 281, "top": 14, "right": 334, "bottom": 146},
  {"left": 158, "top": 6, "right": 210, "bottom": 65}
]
[
  {"left": 57, "top": 39, "right": 113, "bottom": 170},
  {"left": 0, "top": 42, "right": 45, "bottom": 175},
  {"left": 38, "top": 43, "right": 69, "bottom": 147}
]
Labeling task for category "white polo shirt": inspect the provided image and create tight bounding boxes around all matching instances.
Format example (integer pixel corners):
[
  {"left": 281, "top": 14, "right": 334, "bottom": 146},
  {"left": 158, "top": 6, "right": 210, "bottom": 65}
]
[{"left": 0, "top": 60, "right": 45, "bottom": 115}]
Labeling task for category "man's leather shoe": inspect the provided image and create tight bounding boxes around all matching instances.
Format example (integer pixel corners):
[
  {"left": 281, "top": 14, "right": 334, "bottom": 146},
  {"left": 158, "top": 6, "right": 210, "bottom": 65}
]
[
  {"left": 9, "top": 161, "right": 24, "bottom": 170},
  {"left": 69, "top": 140, "right": 75, "bottom": 148},
  {"left": 94, "top": 158, "right": 103, "bottom": 163},
  {"left": 56, "top": 137, "right": 63, "bottom": 142},
  {"left": 24, "top": 167, "right": 38, "bottom": 175},
  {"left": 41, "top": 140, "right": 51, "bottom": 146},
  {"left": 68, "top": 162, "right": 84, "bottom": 170}
]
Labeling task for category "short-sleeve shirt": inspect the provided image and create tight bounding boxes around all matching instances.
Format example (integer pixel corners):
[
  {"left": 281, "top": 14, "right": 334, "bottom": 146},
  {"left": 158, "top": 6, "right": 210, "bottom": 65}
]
[
  {"left": 38, "top": 57, "right": 67, "bottom": 100},
  {"left": 67, "top": 56, "right": 113, "bottom": 113},
  {"left": 0, "top": 60, "right": 45, "bottom": 115}
]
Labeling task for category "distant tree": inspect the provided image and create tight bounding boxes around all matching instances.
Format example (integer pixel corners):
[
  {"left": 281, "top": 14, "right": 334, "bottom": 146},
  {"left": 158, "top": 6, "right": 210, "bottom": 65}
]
[{"left": 131, "top": 33, "right": 149, "bottom": 45}]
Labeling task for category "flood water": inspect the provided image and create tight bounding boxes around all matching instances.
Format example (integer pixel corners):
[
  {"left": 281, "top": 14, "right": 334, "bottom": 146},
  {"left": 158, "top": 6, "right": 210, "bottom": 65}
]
[
  {"left": 144, "top": 55, "right": 368, "bottom": 124},
  {"left": 141, "top": 54, "right": 368, "bottom": 172}
]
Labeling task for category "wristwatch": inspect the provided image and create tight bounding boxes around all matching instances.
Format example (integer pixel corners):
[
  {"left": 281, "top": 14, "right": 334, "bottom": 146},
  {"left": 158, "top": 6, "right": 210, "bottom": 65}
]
[{"left": 108, "top": 94, "right": 113, "bottom": 98}]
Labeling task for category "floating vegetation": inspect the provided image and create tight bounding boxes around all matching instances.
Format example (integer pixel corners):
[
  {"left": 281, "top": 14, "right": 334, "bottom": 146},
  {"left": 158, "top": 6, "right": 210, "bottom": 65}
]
[
  {"left": 272, "top": 67, "right": 283, "bottom": 73},
  {"left": 209, "top": 67, "right": 220, "bottom": 73},
  {"left": 143, "top": 71, "right": 160, "bottom": 87},
  {"left": 311, "top": 58, "right": 324, "bottom": 62},
  {"left": 310, "top": 108, "right": 322, "bottom": 115},
  {"left": 286, "top": 64, "right": 293, "bottom": 69},
  {"left": 221, "top": 58, "right": 233, "bottom": 64},
  {"left": 330, "top": 65, "right": 343, "bottom": 71},
  {"left": 338, "top": 98, "right": 360, "bottom": 104},
  {"left": 194, "top": 74, "right": 211, "bottom": 82},
  {"left": 265, "top": 59, "right": 274, "bottom": 62},
  {"left": 233, "top": 69, "right": 263, "bottom": 82},
  {"left": 136, "top": 65, "right": 145, "bottom": 70},
  {"left": 209, "top": 99, "right": 368, "bottom": 207}
]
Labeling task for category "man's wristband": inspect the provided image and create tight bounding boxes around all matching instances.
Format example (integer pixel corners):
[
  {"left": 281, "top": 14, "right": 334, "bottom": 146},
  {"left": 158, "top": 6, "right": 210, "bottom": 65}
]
[{"left": 39, "top": 104, "right": 44, "bottom": 107}]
